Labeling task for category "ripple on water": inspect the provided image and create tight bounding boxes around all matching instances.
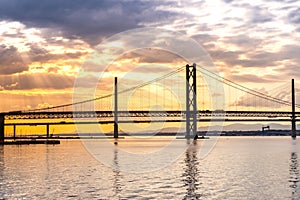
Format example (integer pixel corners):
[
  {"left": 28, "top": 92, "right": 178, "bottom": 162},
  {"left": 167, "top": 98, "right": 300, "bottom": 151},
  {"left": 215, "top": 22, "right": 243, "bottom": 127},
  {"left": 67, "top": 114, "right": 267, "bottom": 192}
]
[{"left": 1, "top": 138, "right": 299, "bottom": 199}]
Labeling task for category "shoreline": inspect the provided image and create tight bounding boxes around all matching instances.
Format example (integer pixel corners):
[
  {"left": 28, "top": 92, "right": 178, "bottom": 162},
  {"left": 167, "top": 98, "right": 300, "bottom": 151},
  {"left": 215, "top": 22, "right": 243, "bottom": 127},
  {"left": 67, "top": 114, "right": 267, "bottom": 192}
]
[{"left": 3, "top": 129, "right": 298, "bottom": 140}]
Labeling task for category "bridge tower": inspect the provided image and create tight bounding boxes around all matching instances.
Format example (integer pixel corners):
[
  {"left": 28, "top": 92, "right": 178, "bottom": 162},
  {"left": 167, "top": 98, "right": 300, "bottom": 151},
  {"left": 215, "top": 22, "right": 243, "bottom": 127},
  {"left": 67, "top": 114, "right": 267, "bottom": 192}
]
[
  {"left": 291, "top": 79, "right": 296, "bottom": 139},
  {"left": 0, "top": 114, "right": 4, "bottom": 145},
  {"left": 186, "top": 63, "right": 198, "bottom": 140},
  {"left": 114, "top": 77, "right": 119, "bottom": 138}
]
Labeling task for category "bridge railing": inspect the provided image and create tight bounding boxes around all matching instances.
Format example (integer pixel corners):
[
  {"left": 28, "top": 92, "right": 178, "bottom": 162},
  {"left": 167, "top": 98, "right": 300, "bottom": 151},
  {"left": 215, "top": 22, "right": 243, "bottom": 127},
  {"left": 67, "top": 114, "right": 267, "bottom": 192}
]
[{"left": 3, "top": 110, "right": 299, "bottom": 120}]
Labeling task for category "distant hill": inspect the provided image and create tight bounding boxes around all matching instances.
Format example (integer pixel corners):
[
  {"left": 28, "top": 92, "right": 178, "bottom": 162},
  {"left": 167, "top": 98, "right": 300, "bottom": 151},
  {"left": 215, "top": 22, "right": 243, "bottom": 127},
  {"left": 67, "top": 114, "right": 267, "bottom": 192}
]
[
  {"left": 199, "top": 123, "right": 293, "bottom": 132},
  {"left": 53, "top": 123, "right": 296, "bottom": 136},
  {"left": 161, "top": 123, "right": 294, "bottom": 132}
]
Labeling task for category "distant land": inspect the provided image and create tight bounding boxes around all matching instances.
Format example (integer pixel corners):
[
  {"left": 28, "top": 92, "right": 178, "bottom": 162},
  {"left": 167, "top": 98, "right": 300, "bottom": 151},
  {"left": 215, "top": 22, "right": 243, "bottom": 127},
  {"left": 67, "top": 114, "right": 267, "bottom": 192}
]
[
  {"left": 153, "top": 123, "right": 296, "bottom": 132},
  {"left": 45, "top": 123, "right": 297, "bottom": 137},
  {"left": 11, "top": 123, "right": 296, "bottom": 138},
  {"left": 198, "top": 123, "right": 296, "bottom": 132}
]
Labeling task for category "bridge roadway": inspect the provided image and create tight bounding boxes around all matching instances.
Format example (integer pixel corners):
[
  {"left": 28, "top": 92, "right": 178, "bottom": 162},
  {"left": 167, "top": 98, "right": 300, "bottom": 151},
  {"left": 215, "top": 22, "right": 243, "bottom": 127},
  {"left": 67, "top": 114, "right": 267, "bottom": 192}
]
[
  {"left": 3, "top": 110, "right": 299, "bottom": 122},
  {"left": 1, "top": 110, "right": 298, "bottom": 138}
]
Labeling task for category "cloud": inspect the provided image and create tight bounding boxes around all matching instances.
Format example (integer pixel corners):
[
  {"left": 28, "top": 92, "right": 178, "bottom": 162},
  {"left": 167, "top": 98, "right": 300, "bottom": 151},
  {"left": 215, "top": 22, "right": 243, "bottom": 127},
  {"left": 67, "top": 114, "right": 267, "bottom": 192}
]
[
  {"left": 221, "top": 35, "right": 263, "bottom": 51},
  {"left": 233, "top": 87, "right": 283, "bottom": 108},
  {"left": 0, "top": 0, "right": 179, "bottom": 45},
  {"left": 288, "top": 7, "right": 300, "bottom": 25},
  {"left": 0, "top": 45, "right": 28, "bottom": 74},
  {"left": 210, "top": 50, "right": 242, "bottom": 64},
  {"left": 247, "top": 5, "right": 275, "bottom": 23},
  {"left": 0, "top": 73, "right": 74, "bottom": 90},
  {"left": 226, "top": 74, "right": 277, "bottom": 83},
  {"left": 192, "top": 34, "right": 219, "bottom": 47},
  {"left": 28, "top": 44, "right": 87, "bottom": 63},
  {"left": 0, "top": 91, "right": 73, "bottom": 111},
  {"left": 275, "top": 65, "right": 300, "bottom": 78},
  {"left": 280, "top": 45, "right": 300, "bottom": 63},
  {"left": 120, "top": 48, "right": 186, "bottom": 64},
  {"left": 1, "top": 0, "right": 300, "bottom": 113},
  {"left": 208, "top": 42, "right": 300, "bottom": 75},
  {"left": 223, "top": 0, "right": 234, "bottom": 3}
]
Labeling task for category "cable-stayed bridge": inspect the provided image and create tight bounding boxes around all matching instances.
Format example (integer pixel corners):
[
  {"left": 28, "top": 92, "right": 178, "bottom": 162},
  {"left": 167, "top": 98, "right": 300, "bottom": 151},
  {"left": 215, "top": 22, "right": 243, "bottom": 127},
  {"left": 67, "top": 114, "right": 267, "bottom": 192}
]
[{"left": 0, "top": 64, "right": 298, "bottom": 143}]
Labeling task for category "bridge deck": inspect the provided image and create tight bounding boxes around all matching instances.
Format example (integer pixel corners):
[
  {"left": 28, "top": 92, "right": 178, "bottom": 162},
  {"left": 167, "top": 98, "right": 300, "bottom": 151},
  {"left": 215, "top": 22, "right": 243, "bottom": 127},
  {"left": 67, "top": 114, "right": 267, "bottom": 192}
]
[{"left": 3, "top": 110, "right": 299, "bottom": 120}]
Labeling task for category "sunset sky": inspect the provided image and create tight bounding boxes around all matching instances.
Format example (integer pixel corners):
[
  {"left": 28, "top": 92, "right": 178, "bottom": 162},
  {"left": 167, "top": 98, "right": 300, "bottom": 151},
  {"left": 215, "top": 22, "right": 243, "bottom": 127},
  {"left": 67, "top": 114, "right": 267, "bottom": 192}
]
[{"left": 0, "top": 0, "right": 300, "bottom": 112}]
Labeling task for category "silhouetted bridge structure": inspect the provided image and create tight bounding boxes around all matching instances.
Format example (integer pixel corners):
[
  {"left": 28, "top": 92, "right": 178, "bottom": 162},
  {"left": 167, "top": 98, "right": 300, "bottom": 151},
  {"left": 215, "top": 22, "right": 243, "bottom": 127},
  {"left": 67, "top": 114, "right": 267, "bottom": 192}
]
[
  {"left": 0, "top": 64, "right": 298, "bottom": 143},
  {"left": 4, "top": 110, "right": 300, "bottom": 121}
]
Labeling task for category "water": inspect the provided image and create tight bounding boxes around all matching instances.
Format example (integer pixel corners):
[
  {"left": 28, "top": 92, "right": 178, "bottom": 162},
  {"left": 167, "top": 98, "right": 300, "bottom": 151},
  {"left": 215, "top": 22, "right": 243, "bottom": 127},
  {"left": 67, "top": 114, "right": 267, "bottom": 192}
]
[{"left": 0, "top": 136, "right": 300, "bottom": 199}]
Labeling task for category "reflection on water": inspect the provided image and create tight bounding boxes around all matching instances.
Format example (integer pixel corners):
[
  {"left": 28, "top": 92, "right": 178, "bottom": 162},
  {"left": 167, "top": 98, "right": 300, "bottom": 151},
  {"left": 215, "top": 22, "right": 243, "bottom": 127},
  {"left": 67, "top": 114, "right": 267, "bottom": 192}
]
[
  {"left": 0, "top": 146, "right": 3, "bottom": 198},
  {"left": 182, "top": 142, "right": 201, "bottom": 199},
  {"left": 113, "top": 145, "right": 123, "bottom": 198},
  {"left": 290, "top": 152, "right": 300, "bottom": 199},
  {"left": 2, "top": 137, "right": 300, "bottom": 199}
]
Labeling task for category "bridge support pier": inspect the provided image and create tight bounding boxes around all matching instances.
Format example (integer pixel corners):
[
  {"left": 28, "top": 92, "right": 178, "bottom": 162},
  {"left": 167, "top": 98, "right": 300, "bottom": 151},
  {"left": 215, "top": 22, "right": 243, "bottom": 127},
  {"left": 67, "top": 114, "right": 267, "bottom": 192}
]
[
  {"left": 0, "top": 114, "right": 4, "bottom": 145},
  {"left": 114, "top": 77, "right": 119, "bottom": 139},
  {"left": 186, "top": 64, "right": 198, "bottom": 140},
  {"left": 291, "top": 79, "right": 297, "bottom": 139},
  {"left": 46, "top": 124, "right": 50, "bottom": 138},
  {"left": 13, "top": 125, "right": 16, "bottom": 140}
]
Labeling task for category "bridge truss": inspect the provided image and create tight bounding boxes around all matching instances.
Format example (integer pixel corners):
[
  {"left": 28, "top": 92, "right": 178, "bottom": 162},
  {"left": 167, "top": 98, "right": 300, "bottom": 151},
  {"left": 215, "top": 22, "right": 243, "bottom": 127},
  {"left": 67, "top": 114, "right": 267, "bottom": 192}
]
[{"left": 0, "top": 63, "right": 298, "bottom": 143}]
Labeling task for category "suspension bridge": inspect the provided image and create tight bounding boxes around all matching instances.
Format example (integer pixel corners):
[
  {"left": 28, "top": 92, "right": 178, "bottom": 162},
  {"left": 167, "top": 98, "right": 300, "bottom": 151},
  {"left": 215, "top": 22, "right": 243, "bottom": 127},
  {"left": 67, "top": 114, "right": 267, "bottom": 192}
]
[{"left": 0, "top": 63, "right": 298, "bottom": 144}]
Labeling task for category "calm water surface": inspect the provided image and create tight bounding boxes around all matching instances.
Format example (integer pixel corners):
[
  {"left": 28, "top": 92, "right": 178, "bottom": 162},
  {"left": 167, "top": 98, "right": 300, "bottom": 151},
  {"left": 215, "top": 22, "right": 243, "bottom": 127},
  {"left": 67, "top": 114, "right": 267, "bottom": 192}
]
[{"left": 0, "top": 136, "right": 300, "bottom": 199}]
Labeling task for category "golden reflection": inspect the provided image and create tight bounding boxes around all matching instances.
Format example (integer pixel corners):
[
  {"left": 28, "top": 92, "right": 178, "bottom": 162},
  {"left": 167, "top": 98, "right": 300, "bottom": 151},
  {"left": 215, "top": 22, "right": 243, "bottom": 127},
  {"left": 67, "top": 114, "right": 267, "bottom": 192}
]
[
  {"left": 113, "top": 144, "right": 122, "bottom": 198},
  {"left": 182, "top": 143, "right": 201, "bottom": 199},
  {"left": 0, "top": 146, "right": 4, "bottom": 193},
  {"left": 290, "top": 152, "right": 300, "bottom": 199}
]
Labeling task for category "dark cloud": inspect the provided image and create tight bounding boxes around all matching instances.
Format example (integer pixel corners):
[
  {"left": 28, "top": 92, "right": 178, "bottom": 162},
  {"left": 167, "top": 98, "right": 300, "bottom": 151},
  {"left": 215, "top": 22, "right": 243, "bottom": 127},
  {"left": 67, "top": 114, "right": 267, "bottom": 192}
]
[
  {"left": 0, "top": 0, "right": 179, "bottom": 45},
  {"left": 0, "top": 73, "right": 74, "bottom": 90},
  {"left": 0, "top": 45, "right": 28, "bottom": 74},
  {"left": 208, "top": 43, "right": 300, "bottom": 72},
  {"left": 28, "top": 44, "right": 87, "bottom": 63},
  {"left": 280, "top": 45, "right": 300, "bottom": 63},
  {"left": 223, "top": 0, "right": 234, "bottom": 3},
  {"left": 192, "top": 34, "right": 218, "bottom": 46},
  {"left": 80, "top": 48, "right": 187, "bottom": 73},
  {"left": 121, "top": 48, "right": 186, "bottom": 64},
  {"left": 209, "top": 50, "right": 243, "bottom": 66},
  {"left": 249, "top": 5, "right": 274, "bottom": 23},
  {"left": 222, "top": 35, "right": 263, "bottom": 51},
  {"left": 281, "top": 7, "right": 300, "bottom": 33},
  {"left": 227, "top": 3, "right": 276, "bottom": 24},
  {"left": 244, "top": 45, "right": 300, "bottom": 68},
  {"left": 1, "top": 28, "right": 25, "bottom": 39}
]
